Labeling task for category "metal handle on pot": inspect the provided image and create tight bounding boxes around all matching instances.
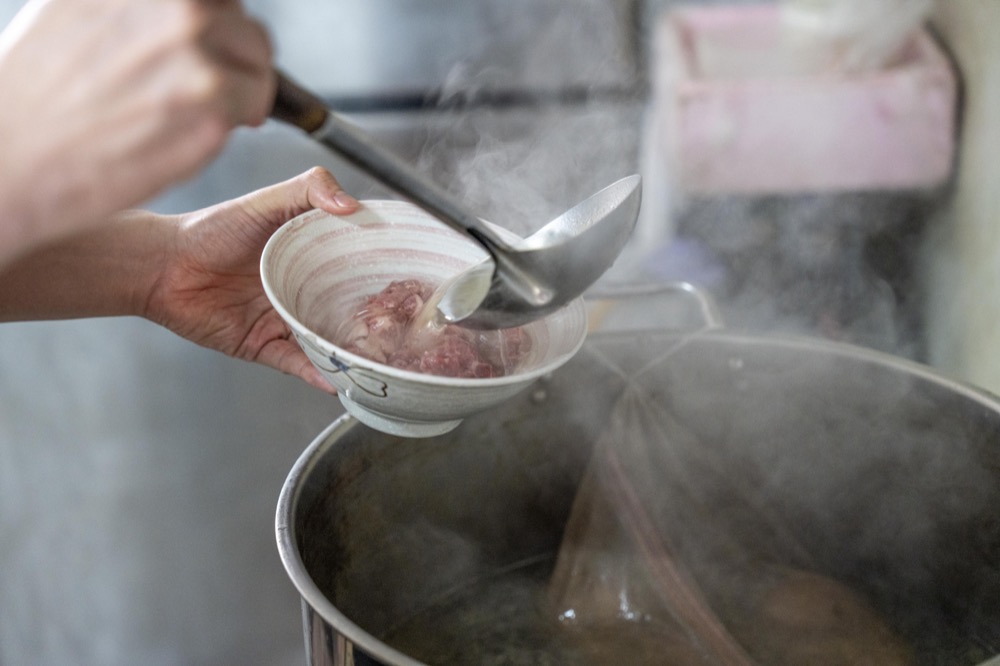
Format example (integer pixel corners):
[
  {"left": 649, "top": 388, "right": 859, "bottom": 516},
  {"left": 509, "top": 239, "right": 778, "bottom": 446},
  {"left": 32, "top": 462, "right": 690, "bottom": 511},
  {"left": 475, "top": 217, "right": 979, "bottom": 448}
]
[{"left": 585, "top": 281, "right": 724, "bottom": 333}]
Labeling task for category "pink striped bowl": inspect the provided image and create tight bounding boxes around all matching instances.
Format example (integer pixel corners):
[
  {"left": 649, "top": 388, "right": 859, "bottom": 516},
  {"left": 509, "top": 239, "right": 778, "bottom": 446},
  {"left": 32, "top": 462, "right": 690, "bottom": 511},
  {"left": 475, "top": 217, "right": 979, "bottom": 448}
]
[{"left": 260, "top": 200, "right": 587, "bottom": 438}]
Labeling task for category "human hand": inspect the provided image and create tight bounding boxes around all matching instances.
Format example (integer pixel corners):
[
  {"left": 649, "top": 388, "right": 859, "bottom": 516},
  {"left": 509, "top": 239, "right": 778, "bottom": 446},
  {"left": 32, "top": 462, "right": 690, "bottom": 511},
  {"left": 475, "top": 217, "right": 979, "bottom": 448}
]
[
  {"left": 0, "top": 0, "right": 275, "bottom": 265},
  {"left": 144, "top": 168, "right": 360, "bottom": 394}
]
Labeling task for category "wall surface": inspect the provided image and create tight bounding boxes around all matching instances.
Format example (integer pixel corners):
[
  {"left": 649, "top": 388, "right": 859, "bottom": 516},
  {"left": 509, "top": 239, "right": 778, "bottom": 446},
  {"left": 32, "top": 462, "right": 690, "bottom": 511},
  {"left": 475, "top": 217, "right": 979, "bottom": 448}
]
[{"left": 922, "top": 1, "right": 1000, "bottom": 392}]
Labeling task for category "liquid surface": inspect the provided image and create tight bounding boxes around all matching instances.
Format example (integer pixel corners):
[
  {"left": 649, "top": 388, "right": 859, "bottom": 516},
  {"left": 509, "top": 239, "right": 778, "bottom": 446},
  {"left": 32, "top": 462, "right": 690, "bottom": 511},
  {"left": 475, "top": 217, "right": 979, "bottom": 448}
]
[
  {"left": 377, "top": 555, "right": 994, "bottom": 666},
  {"left": 380, "top": 556, "right": 587, "bottom": 665},
  {"left": 334, "top": 279, "right": 531, "bottom": 378}
]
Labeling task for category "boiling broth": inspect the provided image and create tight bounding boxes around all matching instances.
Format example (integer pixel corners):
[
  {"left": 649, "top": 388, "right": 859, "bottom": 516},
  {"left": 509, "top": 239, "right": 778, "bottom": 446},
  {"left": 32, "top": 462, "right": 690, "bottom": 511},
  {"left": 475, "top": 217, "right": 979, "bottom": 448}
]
[{"left": 378, "top": 555, "right": 996, "bottom": 666}]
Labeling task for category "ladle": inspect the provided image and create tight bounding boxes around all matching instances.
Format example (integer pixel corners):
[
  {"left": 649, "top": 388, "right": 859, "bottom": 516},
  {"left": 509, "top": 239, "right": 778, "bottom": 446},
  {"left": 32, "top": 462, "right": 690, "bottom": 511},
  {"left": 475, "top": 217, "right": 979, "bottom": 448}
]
[{"left": 270, "top": 71, "right": 642, "bottom": 329}]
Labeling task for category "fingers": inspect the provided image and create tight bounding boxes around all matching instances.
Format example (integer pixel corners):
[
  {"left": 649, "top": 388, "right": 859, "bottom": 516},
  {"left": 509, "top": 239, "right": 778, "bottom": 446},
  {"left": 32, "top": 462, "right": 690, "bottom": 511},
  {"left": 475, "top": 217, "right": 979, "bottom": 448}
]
[
  {"left": 261, "top": 336, "right": 337, "bottom": 395},
  {"left": 194, "top": 3, "right": 275, "bottom": 127},
  {"left": 279, "top": 348, "right": 338, "bottom": 395},
  {"left": 241, "top": 309, "right": 336, "bottom": 393},
  {"left": 140, "top": 1, "right": 274, "bottom": 128},
  {"left": 199, "top": 5, "right": 272, "bottom": 71},
  {"left": 301, "top": 167, "right": 361, "bottom": 215},
  {"left": 240, "top": 167, "right": 359, "bottom": 235},
  {"left": 299, "top": 362, "right": 338, "bottom": 395}
]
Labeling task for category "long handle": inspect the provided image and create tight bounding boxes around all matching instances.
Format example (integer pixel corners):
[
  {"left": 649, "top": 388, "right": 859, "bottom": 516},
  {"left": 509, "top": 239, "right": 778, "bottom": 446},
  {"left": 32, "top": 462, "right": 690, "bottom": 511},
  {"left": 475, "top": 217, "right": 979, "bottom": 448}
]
[{"left": 270, "top": 72, "right": 511, "bottom": 256}]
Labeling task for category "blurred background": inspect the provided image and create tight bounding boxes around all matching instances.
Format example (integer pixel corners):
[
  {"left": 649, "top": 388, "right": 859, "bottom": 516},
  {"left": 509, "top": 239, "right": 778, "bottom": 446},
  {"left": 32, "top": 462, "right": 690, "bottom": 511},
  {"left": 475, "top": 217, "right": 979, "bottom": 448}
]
[{"left": 0, "top": 0, "right": 996, "bottom": 664}]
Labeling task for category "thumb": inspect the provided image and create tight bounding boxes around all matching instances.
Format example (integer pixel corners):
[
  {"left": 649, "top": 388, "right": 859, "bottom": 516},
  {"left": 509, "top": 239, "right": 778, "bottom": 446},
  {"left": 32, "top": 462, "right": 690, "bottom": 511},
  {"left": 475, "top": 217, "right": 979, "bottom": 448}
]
[
  {"left": 244, "top": 166, "right": 360, "bottom": 231},
  {"left": 296, "top": 166, "right": 360, "bottom": 216}
]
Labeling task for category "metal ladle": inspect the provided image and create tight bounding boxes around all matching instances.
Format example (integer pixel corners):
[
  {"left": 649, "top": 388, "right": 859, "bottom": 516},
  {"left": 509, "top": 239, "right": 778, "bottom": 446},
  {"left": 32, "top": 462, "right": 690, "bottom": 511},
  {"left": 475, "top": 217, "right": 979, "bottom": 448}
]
[{"left": 270, "top": 72, "right": 642, "bottom": 329}]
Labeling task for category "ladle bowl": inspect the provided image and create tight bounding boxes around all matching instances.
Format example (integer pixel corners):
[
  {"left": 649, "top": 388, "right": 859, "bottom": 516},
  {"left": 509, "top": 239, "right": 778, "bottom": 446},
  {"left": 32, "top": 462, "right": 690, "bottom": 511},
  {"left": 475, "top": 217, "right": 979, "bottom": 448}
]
[{"left": 270, "top": 71, "right": 641, "bottom": 329}]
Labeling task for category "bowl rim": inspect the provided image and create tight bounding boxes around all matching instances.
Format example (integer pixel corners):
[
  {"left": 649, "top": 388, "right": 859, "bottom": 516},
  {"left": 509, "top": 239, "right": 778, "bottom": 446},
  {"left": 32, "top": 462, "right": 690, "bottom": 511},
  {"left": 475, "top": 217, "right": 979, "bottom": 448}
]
[{"left": 260, "top": 201, "right": 589, "bottom": 388}]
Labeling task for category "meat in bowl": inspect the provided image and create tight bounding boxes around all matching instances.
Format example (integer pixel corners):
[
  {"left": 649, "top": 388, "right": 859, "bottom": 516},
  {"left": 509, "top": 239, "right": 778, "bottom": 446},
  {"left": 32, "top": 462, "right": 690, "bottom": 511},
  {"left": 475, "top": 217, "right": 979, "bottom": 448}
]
[{"left": 334, "top": 279, "right": 532, "bottom": 379}]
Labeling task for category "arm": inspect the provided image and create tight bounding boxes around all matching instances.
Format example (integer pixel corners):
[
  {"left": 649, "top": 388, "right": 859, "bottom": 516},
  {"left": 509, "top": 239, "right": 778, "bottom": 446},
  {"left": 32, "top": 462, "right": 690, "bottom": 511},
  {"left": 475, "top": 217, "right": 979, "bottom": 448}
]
[
  {"left": 0, "top": 210, "right": 171, "bottom": 322},
  {"left": 0, "top": 0, "right": 275, "bottom": 267},
  {"left": 0, "top": 167, "right": 360, "bottom": 393}
]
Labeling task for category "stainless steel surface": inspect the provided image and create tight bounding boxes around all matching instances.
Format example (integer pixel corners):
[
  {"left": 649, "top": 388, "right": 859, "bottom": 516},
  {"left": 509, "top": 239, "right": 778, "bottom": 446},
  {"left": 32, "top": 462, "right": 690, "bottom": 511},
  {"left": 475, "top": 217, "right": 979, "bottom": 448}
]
[
  {"left": 586, "top": 280, "right": 725, "bottom": 331},
  {"left": 279, "top": 328, "right": 1000, "bottom": 665},
  {"left": 434, "top": 174, "right": 642, "bottom": 327},
  {"left": 272, "top": 72, "right": 642, "bottom": 329}
]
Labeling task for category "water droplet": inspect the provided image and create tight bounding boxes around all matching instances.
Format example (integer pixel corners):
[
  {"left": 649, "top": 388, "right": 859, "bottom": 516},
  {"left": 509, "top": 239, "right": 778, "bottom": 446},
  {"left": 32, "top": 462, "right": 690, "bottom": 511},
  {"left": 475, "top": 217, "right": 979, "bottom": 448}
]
[{"left": 531, "top": 388, "right": 548, "bottom": 403}]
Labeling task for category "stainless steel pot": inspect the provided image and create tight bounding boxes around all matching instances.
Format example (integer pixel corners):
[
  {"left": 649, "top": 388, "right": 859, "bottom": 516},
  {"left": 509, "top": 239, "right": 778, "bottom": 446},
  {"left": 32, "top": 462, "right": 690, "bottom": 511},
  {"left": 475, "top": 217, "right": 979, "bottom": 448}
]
[{"left": 276, "top": 287, "right": 1000, "bottom": 665}]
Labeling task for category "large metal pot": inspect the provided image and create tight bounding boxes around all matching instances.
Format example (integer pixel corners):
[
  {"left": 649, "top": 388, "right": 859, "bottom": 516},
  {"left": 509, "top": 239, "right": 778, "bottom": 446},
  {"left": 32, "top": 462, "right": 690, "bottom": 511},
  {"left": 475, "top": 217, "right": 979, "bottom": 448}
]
[{"left": 277, "top": 293, "right": 1000, "bottom": 665}]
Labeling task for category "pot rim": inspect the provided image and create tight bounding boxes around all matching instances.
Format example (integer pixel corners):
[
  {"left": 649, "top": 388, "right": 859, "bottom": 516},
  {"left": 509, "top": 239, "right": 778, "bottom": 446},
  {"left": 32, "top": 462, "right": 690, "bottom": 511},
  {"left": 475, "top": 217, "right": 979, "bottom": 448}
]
[
  {"left": 703, "top": 329, "right": 1000, "bottom": 406},
  {"left": 276, "top": 328, "right": 1000, "bottom": 665},
  {"left": 275, "top": 413, "right": 428, "bottom": 666}
]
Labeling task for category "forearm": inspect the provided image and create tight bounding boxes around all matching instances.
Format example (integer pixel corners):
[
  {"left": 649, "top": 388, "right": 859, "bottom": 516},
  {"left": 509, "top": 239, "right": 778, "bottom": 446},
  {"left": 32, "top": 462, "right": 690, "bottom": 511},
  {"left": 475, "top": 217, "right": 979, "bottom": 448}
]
[{"left": 0, "top": 210, "right": 174, "bottom": 322}]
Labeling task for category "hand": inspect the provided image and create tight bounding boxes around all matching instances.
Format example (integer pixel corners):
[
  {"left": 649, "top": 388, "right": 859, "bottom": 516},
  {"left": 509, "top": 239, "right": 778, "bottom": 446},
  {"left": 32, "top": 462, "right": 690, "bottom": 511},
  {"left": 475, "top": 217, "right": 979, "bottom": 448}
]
[
  {"left": 0, "top": 0, "right": 275, "bottom": 265},
  {"left": 144, "top": 167, "right": 360, "bottom": 393}
]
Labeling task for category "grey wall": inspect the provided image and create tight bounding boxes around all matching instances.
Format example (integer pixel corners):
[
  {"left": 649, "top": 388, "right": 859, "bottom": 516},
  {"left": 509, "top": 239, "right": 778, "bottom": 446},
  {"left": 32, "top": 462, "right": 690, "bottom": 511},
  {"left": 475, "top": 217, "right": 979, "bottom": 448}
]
[{"left": 0, "top": 318, "right": 338, "bottom": 665}]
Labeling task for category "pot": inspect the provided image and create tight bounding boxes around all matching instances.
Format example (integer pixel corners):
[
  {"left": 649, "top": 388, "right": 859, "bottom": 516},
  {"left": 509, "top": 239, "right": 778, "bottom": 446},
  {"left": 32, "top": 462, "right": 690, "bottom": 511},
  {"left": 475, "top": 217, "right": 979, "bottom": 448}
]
[{"left": 277, "top": 286, "right": 1000, "bottom": 665}]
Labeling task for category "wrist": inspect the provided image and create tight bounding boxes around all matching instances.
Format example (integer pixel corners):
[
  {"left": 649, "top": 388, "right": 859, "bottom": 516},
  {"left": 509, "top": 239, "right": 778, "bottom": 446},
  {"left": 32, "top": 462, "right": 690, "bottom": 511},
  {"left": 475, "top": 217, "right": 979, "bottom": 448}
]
[
  {"left": 0, "top": 142, "right": 41, "bottom": 268},
  {"left": 115, "top": 210, "right": 177, "bottom": 320},
  {"left": 0, "top": 209, "right": 177, "bottom": 322}
]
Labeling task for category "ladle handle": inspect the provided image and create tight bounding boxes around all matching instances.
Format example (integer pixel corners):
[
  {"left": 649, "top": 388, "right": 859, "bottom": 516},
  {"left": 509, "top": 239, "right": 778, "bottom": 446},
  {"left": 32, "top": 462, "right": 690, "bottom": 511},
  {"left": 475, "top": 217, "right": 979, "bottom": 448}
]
[{"left": 271, "top": 71, "right": 511, "bottom": 256}]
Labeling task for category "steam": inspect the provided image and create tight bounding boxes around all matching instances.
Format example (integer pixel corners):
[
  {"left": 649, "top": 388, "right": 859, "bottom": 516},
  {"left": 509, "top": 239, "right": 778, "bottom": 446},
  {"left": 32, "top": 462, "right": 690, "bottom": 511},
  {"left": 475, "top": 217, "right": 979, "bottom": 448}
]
[
  {"left": 400, "top": 0, "right": 939, "bottom": 363},
  {"left": 418, "top": 104, "right": 641, "bottom": 238},
  {"left": 292, "top": 2, "right": 983, "bottom": 663},
  {"left": 648, "top": 191, "right": 934, "bottom": 358},
  {"left": 410, "top": 0, "right": 644, "bottom": 240},
  {"left": 307, "top": 328, "right": 1000, "bottom": 664}
]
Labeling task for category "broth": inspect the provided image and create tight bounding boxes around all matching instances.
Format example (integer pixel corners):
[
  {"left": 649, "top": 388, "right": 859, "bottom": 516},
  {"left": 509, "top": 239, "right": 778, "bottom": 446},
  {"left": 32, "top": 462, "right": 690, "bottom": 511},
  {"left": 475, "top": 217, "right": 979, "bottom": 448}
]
[
  {"left": 332, "top": 279, "right": 531, "bottom": 378},
  {"left": 378, "top": 554, "right": 995, "bottom": 666}
]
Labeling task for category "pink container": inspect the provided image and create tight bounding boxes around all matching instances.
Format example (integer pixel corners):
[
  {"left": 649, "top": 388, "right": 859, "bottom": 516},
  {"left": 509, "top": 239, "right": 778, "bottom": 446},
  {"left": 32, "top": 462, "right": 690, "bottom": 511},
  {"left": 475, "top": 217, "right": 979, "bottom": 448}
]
[{"left": 653, "top": 4, "right": 959, "bottom": 194}]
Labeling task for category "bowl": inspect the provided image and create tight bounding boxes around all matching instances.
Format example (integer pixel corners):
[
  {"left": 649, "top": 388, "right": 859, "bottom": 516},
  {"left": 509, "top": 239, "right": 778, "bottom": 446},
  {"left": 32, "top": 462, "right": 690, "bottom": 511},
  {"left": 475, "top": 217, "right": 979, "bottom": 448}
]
[{"left": 260, "top": 200, "right": 588, "bottom": 438}]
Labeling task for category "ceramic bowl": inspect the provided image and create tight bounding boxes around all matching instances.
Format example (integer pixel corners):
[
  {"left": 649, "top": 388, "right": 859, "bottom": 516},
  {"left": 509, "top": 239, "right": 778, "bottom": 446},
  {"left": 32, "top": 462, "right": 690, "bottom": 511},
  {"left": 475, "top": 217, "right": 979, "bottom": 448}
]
[{"left": 260, "top": 200, "right": 588, "bottom": 438}]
